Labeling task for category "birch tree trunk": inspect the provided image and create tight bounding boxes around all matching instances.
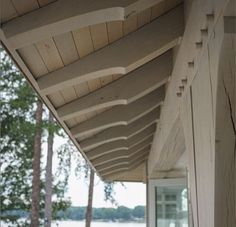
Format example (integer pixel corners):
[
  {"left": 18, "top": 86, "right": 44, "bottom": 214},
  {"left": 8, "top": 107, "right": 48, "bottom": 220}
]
[
  {"left": 30, "top": 99, "right": 43, "bottom": 227},
  {"left": 44, "top": 112, "right": 54, "bottom": 227},
  {"left": 85, "top": 169, "right": 95, "bottom": 227}
]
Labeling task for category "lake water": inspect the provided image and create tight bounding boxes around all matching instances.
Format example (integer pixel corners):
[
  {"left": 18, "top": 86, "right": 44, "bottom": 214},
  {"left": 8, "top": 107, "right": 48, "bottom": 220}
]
[
  {"left": 1, "top": 220, "right": 145, "bottom": 227},
  {"left": 52, "top": 221, "right": 146, "bottom": 227}
]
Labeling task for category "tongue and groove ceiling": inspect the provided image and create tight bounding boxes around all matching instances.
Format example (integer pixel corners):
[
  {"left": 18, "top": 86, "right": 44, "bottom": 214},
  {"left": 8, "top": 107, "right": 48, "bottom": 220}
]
[{"left": 1, "top": 0, "right": 184, "bottom": 182}]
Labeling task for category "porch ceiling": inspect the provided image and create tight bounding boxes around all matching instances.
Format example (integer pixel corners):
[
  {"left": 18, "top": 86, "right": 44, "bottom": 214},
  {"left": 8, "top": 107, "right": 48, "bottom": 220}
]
[{"left": 0, "top": 0, "right": 184, "bottom": 182}]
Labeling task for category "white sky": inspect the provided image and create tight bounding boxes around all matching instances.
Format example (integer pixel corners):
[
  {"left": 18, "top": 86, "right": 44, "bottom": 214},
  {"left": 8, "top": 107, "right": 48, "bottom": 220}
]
[
  {"left": 42, "top": 134, "right": 146, "bottom": 208},
  {"left": 67, "top": 173, "right": 146, "bottom": 208}
]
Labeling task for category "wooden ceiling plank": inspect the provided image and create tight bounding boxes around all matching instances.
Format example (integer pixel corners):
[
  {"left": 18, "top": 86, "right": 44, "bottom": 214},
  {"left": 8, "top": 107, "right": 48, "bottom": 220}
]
[
  {"left": 87, "top": 136, "right": 153, "bottom": 160},
  {"left": 72, "top": 26, "right": 98, "bottom": 121},
  {"left": 57, "top": 52, "right": 171, "bottom": 120},
  {"left": 53, "top": 32, "right": 80, "bottom": 103},
  {"left": 11, "top": 0, "right": 39, "bottom": 15},
  {"left": 88, "top": 22, "right": 110, "bottom": 114},
  {"left": 93, "top": 146, "right": 150, "bottom": 167},
  {"left": 97, "top": 152, "right": 149, "bottom": 173},
  {"left": 100, "top": 158, "right": 147, "bottom": 176},
  {"left": 150, "top": 1, "right": 165, "bottom": 20},
  {"left": 100, "top": 75, "right": 114, "bottom": 87},
  {"left": 80, "top": 120, "right": 156, "bottom": 150},
  {"left": 72, "top": 27, "right": 94, "bottom": 58},
  {"left": 53, "top": 32, "right": 79, "bottom": 65},
  {"left": 3, "top": 0, "right": 167, "bottom": 49},
  {"left": 123, "top": 15, "right": 138, "bottom": 35},
  {"left": 1, "top": 0, "right": 18, "bottom": 24},
  {"left": 137, "top": 8, "right": 151, "bottom": 28},
  {"left": 82, "top": 124, "right": 156, "bottom": 151},
  {"left": 107, "top": 21, "right": 123, "bottom": 43},
  {"left": 35, "top": 38, "right": 64, "bottom": 71},
  {"left": 90, "top": 23, "right": 109, "bottom": 50},
  {"left": 37, "top": 5, "right": 183, "bottom": 94},
  {"left": 78, "top": 108, "right": 159, "bottom": 147},
  {"left": 70, "top": 88, "right": 164, "bottom": 137},
  {"left": 35, "top": 38, "right": 67, "bottom": 108},
  {"left": 18, "top": 45, "right": 48, "bottom": 78}
]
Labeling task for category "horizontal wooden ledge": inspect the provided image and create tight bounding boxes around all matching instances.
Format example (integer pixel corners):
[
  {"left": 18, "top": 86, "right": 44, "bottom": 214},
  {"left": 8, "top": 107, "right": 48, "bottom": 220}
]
[
  {"left": 93, "top": 145, "right": 150, "bottom": 167},
  {"left": 78, "top": 108, "right": 159, "bottom": 148},
  {"left": 87, "top": 136, "right": 153, "bottom": 160},
  {"left": 3, "top": 0, "right": 166, "bottom": 49},
  {"left": 70, "top": 88, "right": 164, "bottom": 137},
  {"left": 81, "top": 123, "right": 156, "bottom": 151},
  {"left": 36, "top": 5, "right": 184, "bottom": 94},
  {"left": 57, "top": 52, "right": 170, "bottom": 120}
]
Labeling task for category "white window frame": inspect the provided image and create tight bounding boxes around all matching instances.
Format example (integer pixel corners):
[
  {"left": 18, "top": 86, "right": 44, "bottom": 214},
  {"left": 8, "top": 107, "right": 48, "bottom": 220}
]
[{"left": 148, "top": 178, "right": 187, "bottom": 227}]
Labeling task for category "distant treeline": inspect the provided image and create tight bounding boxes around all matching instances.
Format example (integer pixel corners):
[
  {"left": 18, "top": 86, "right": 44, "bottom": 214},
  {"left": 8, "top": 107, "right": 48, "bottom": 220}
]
[
  {"left": 56, "top": 206, "right": 145, "bottom": 221},
  {"left": 2, "top": 206, "right": 145, "bottom": 222}
]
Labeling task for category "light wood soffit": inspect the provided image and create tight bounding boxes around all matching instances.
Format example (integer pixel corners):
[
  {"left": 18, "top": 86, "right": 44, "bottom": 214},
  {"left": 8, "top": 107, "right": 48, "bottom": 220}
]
[
  {"left": 3, "top": 0, "right": 168, "bottom": 49},
  {"left": 94, "top": 146, "right": 150, "bottom": 168},
  {"left": 81, "top": 124, "right": 156, "bottom": 151},
  {"left": 57, "top": 51, "right": 171, "bottom": 120},
  {"left": 102, "top": 163, "right": 145, "bottom": 181},
  {"left": 100, "top": 158, "right": 146, "bottom": 177},
  {"left": 86, "top": 136, "right": 153, "bottom": 160},
  {"left": 70, "top": 88, "right": 164, "bottom": 137},
  {"left": 36, "top": 5, "right": 183, "bottom": 94},
  {"left": 96, "top": 153, "right": 148, "bottom": 173},
  {"left": 78, "top": 108, "right": 159, "bottom": 147}
]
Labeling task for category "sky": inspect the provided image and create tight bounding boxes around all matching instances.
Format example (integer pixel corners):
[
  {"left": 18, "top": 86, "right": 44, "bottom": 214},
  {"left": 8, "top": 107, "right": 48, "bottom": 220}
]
[
  {"left": 42, "top": 134, "right": 146, "bottom": 208},
  {"left": 67, "top": 173, "right": 146, "bottom": 208}
]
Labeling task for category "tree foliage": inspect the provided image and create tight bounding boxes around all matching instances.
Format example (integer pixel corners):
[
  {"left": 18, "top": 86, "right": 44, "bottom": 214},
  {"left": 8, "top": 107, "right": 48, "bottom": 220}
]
[
  {"left": 0, "top": 48, "right": 71, "bottom": 225},
  {"left": 55, "top": 206, "right": 145, "bottom": 221},
  {"left": 0, "top": 47, "right": 37, "bottom": 225}
]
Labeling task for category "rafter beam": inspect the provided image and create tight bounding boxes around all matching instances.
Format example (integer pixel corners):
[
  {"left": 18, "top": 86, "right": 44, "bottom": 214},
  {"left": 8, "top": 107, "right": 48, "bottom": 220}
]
[
  {"left": 57, "top": 53, "right": 170, "bottom": 120},
  {"left": 93, "top": 145, "right": 150, "bottom": 167},
  {"left": 71, "top": 89, "right": 164, "bottom": 137},
  {"left": 97, "top": 152, "right": 149, "bottom": 172},
  {"left": 100, "top": 158, "right": 146, "bottom": 177},
  {"left": 36, "top": 5, "right": 183, "bottom": 94},
  {"left": 87, "top": 136, "right": 153, "bottom": 160},
  {"left": 3, "top": 0, "right": 167, "bottom": 49},
  {"left": 79, "top": 108, "right": 159, "bottom": 147},
  {"left": 81, "top": 124, "right": 156, "bottom": 151}
]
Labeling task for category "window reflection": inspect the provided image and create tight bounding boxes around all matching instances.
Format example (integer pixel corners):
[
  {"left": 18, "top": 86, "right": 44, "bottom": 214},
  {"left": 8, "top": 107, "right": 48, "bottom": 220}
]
[{"left": 155, "top": 185, "right": 188, "bottom": 227}]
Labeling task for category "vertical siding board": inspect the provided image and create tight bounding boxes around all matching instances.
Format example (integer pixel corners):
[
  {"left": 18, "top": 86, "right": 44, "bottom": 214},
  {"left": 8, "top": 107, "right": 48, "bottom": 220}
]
[
  {"left": 191, "top": 50, "right": 215, "bottom": 227},
  {"left": 180, "top": 88, "right": 199, "bottom": 227}
]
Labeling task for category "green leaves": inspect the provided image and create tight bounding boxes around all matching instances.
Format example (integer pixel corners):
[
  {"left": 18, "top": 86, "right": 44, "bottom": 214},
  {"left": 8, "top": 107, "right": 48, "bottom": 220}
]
[{"left": 0, "top": 48, "right": 71, "bottom": 224}]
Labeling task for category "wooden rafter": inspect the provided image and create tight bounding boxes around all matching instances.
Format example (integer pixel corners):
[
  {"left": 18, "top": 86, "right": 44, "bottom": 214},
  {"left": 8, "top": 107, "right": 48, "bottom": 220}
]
[
  {"left": 70, "top": 88, "right": 164, "bottom": 137},
  {"left": 87, "top": 136, "right": 153, "bottom": 160},
  {"left": 81, "top": 124, "right": 156, "bottom": 151},
  {"left": 36, "top": 5, "right": 183, "bottom": 94},
  {"left": 57, "top": 52, "right": 171, "bottom": 120},
  {"left": 3, "top": 0, "right": 167, "bottom": 49}
]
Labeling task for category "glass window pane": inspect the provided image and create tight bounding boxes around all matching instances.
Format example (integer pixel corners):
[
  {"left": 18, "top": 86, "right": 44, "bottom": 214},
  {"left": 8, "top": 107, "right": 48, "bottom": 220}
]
[{"left": 155, "top": 185, "right": 188, "bottom": 227}]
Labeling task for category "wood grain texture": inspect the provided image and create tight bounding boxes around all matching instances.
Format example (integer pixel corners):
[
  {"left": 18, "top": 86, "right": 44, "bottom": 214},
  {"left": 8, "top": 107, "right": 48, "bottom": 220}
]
[
  {"left": 81, "top": 124, "right": 156, "bottom": 151},
  {"left": 37, "top": 6, "right": 183, "bottom": 94},
  {"left": 86, "top": 136, "right": 153, "bottom": 160},
  {"left": 2, "top": 0, "right": 166, "bottom": 48},
  {"left": 56, "top": 52, "right": 171, "bottom": 120},
  {"left": 70, "top": 88, "right": 164, "bottom": 137}
]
